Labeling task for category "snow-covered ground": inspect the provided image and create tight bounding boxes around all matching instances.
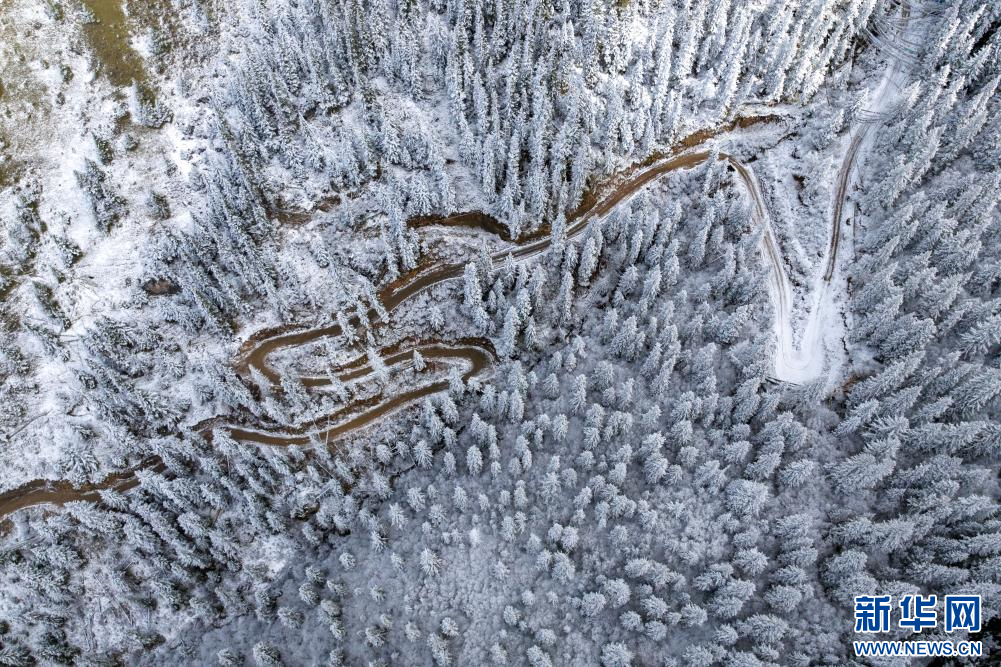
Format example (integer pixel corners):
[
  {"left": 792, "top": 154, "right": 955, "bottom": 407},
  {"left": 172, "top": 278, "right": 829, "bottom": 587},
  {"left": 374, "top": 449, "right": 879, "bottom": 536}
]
[
  {"left": 2, "top": 1, "right": 1000, "bottom": 665},
  {"left": 0, "top": 0, "right": 216, "bottom": 491}
]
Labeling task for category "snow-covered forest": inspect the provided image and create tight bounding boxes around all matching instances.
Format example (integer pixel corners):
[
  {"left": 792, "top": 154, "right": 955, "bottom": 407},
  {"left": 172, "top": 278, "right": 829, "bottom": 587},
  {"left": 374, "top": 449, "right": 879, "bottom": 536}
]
[{"left": 0, "top": 0, "right": 999, "bottom": 663}]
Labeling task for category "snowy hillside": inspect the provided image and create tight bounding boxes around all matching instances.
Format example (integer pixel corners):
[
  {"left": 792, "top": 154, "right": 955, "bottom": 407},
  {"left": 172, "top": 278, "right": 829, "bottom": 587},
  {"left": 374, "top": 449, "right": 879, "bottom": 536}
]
[{"left": 0, "top": 0, "right": 999, "bottom": 664}]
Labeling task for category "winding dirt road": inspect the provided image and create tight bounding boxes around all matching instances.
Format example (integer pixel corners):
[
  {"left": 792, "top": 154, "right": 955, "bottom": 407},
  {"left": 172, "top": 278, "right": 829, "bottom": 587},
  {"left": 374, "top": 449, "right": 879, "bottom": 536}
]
[
  {"left": 1, "top": 112, "right": 817, "bottom": 526},
  {"left": 0, "top": 340, "right": 486, "bottom": 525},
  {"left": 231, "top": 340, "right": 493, "bottom": 446},
  {"left": 237, "top": 115, "right": 783, "bottom": 386}
]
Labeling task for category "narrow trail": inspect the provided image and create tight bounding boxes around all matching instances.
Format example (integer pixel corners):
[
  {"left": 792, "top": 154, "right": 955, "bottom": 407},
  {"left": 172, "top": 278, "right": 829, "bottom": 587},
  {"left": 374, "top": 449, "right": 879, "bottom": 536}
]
[
  {"left": 1, "top": 112, "right": 818, "bottom": 525},
  {"left": 770, "top": 0, "right": 913, "bottom": 383},
  {"left": 824, "top": 0, "right": 909, "bottom": 286},
  {"left": 727, "top": 160, "right": 804, "bottom": 381},
  {"left": 825, "top": 128, "right": 869, "bottom": 283}
]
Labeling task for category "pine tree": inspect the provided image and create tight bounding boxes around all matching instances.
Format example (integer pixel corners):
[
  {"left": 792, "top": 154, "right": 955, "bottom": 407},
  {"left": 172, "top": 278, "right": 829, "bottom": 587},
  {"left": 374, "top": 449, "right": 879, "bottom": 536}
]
[{"left": 252, "top": 642, "right": 283, "bottom": 667}]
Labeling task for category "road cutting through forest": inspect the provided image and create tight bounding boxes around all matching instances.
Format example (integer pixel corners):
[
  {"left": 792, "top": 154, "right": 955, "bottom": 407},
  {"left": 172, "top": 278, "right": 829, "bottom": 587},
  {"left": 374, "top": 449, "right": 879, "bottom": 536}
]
[
  {"left": 773, "top": 0, "right": 912, "bottom": 385},
  {"left": 0, "top": 110, "right": 858, "bottom": 525}
]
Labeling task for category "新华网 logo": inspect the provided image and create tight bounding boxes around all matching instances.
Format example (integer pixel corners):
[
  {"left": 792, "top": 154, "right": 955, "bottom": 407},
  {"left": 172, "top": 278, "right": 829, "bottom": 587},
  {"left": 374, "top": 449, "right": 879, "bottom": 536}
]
[
  {"left": 852, "top": 594, "right": 983, "bottom": 658},
  {"left": 854, "top": 594, "right": 981, "bottom": 634}
]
